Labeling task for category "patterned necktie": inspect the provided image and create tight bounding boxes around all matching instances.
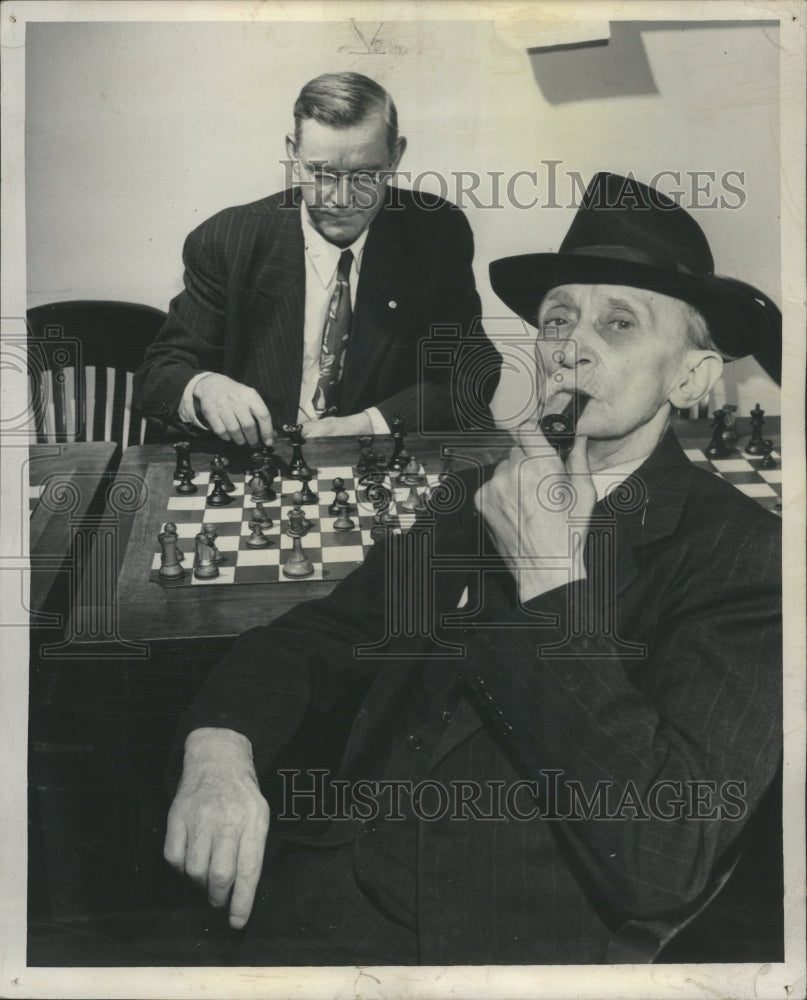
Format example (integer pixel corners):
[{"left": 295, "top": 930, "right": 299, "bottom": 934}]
[{"left": 313, "top": 249, "right": 353, "bottom": 418}]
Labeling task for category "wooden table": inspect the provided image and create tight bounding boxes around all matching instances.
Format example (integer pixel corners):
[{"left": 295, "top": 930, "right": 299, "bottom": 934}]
[
  {"left": 104, "top": 417, "right": 781, "bottom": 646},
  {"left": 27, "top": 442, "right": 119, "bottom": 623},
  {"left": 113, "top": 434, "right": 474, "bottom": 643}
]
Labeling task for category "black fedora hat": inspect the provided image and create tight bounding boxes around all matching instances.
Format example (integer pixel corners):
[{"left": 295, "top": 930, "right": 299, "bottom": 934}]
[{"left": 489, "top": 172, "right": 781, "bottom": 383}]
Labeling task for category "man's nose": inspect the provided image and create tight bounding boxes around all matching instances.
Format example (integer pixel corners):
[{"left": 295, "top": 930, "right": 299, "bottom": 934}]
[{"left": 333, "top": 174, "right": 352, "bottom": 208}]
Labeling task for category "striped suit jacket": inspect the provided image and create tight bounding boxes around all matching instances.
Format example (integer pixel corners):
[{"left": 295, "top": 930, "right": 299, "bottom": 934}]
[
  {"left": 174, "top": 429, "right": 782, "bottom": 964},
  {"left": 133, "top": 187, "right": 499, "bottom": 433}
]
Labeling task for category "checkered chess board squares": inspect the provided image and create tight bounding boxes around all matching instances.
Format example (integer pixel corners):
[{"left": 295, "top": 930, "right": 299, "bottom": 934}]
[
  {"left": 682, "top": 447, "right": 782, "bottom": 500},
  {"left": 151, "top": 464, "right": 441, "bottom": 588}
]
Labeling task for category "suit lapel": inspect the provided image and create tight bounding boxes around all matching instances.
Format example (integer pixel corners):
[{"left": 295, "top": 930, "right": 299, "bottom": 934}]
[
  {"left": 340, "top": 196, "right": 405, "bottom": 414},
  {"left": 248, "top": 191, "right": 306, "bottom": 425}
]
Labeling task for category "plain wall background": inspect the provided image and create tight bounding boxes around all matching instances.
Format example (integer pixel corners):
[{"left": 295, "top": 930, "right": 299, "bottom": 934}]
[{"left": 25, "top": 16, "right": 781, "bottom": 419}]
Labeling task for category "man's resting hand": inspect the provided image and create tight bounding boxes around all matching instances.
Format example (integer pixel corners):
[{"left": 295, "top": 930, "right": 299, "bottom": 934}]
[
  {"left": 193, "top": 373, "right": 274, "bottom": 448},
  {"left": 300, "top": 412, "right": 374, "bottom": 439},
  {"left": 164, "top": 727, "right": 270, "bottom": 929}
]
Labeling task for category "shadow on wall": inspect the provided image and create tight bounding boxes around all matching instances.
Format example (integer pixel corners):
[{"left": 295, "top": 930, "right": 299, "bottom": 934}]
[{"left": 529, "top": 20, "right": 773, "bottom": 105}]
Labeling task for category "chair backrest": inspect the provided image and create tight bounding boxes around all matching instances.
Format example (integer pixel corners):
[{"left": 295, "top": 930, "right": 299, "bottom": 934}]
[{"left": 27, "top": 300, "right": 166, "bottom": 448}]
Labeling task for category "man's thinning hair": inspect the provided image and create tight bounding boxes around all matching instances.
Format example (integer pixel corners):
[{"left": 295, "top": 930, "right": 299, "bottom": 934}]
[{"left": 293, "top": 72, "right": 399, "bottom": 152}]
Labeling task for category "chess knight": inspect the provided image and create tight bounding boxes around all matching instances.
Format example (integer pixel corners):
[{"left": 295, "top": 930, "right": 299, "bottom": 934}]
[{"left": 159, "top": 173, "right": 782, "bottom": 965}]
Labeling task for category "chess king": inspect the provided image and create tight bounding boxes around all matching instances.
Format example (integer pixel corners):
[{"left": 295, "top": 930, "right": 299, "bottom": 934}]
[
  {"left": 132, "top": 71, "right": 501, "bottom": 445},
  {"left": 159, "top": 173, "right": 782, "bottom": 965}
]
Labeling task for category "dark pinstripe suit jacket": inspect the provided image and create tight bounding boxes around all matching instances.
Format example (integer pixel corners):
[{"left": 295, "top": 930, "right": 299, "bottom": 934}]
[
  {"left": 133, "top": 187, "right": 499, "bottom": 433},
  {"left": 175, "top": 429, "right": 782, "bottom": 964}
]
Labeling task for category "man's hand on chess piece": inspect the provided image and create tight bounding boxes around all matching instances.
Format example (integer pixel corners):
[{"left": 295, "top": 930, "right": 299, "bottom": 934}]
[
  {"left": 192, "top": 373, "right": 274, "bottom": 447},
  {"left": 301, "top": 412, "right": 373, "bottom": 439},
  {"left": 474, "top": 425, "right": 596, "bottom": 604},
  {"left": 164, "top": 727, "right": 269, "bottom": 930}
]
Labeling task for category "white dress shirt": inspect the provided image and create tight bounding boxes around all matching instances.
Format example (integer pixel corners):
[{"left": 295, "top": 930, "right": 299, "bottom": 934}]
[{"left": 179, "top": 202, "right": 389, "bottom": 434}]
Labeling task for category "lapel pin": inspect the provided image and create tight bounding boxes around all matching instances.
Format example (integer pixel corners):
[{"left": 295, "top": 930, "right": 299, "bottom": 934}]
[{"left": 388, "top": 300, "right": 397, "bottom": 309}]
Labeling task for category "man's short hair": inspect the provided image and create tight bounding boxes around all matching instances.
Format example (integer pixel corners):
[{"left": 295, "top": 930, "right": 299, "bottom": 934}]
[
  {"left": 293, "top": 72, "right": 399, "bottom": 152},
  {"left": 680, "top": 301, "right": 718, "bottom": 352}
]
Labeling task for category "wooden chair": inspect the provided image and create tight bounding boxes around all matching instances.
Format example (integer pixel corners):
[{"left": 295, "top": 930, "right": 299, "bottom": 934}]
[{"left": 27, "top": 300, "right": 167, "bottom": 448}]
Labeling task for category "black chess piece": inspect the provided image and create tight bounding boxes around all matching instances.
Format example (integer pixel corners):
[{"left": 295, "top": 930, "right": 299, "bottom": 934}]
[
  {"left": 175, "top": 468, "right": 198, "bottom": 495},
  {"left": 745, "top": 403, "right": 767, "bottom": 455},
  {"left": 173, "top": 441, "right": 195, "bottom": 481},
  {"left": 211, "top": 455, "right": 236, "bottom": 493},
  {"left": 705, "top": 410, "right": 730, "bottom": 459},
  {"left": 332, "top": 491, "right": 356, "bottom": 532},
  {"left": 329, "top": 477, "right": 345, "bottom": 515},
  {"left": 284, "top": 424, "right": 313, "bottom": 479},
  {"left": 291, "top": 492, "right": 312, "bottom": 531},
  {"left": 206, "top": 476, "right": 234, "bottom": 507},
  {"left": 760, "top": 439, "right": 777, "bottom": 469},
  {"left": 387, "top": 414, "right": 407, "bottom": 472},
  {"left": 299, "top": 475, "right": 318, "bottom": 505},
  {"left": 356, "top": 435, "right": 376, "bottom": 475}
]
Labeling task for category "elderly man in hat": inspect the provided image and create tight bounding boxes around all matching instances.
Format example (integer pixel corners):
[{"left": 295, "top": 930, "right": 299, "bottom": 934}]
[{"left": 161, "top": 173, "right": 781, "bottom": 966}]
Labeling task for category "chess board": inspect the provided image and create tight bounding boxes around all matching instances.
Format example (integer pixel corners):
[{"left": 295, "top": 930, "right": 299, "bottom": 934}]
[
  {"left": 682, "top": 445, "right": 782, "bottom": 506},
  {"left": 150, "top": 464, "right": 443, "bottom": 588}
]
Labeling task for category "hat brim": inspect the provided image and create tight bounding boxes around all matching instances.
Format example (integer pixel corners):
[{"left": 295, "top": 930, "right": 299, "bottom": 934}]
[{"left": 489, "top": 254, "right": 781, "bottom": 383}]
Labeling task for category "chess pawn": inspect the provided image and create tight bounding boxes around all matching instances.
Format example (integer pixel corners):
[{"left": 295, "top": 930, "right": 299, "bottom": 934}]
[
  {"left": 203, "top": 523, "right": 226, "bottom": 564},
  {"left": 175, "top": 468, "right": 198, "bottom": 495},
  {"left": 246, "top": 516, "right": 270, "bottom": 548},
  {"left": 207, "top": 475, "right": 233, "bottom": 507},
  {"left": 193, "top": 530, "right": 219, "bottom": 579},
  {"left": 760, "top": 439, "right": 777, "bottom": 469},
  {"left": 211, "top": 455, "right": 236, "bottom": 492},
  {"left": 332, "top": 490, "right": 356, "bottom": 532},
  {"left": 329, "top": 477, "right": 345, "bottom": 515},
  {"left": 291, "top": 492, "right": 312, "bottom": 530},
  {"left": 158, "top": 523, "right": 184, "bottom": 580},
  {"left": 299, "top": 476, "right": 319, "bottom": 505}
]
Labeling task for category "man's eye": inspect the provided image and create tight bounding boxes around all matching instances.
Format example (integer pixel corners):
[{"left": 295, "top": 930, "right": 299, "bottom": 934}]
[
  {"left": 607, "top": 317, "right": 634, "bottom": 331},
  {"left": 541, "top": 316, "right": 568, "bottom": 328}
]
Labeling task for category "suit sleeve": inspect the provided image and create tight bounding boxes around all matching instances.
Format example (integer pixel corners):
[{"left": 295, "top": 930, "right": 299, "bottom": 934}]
[
  {"left": 133, "top": 222, "right": 228, "bottom": 421},
  {"left": 168, "top": 534, "right": 404, "bottom": 783},
  {"left": 374, "top": 207, "right": 501, "bottom": 434},
  {"left": 455, "top": 516, "right": 782, "bottom": 919}
]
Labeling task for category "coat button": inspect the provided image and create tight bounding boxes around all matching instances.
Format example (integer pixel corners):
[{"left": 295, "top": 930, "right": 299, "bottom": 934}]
[
  {"left": 388, "top": 300, "right": 397, "bottom": 309},
  {"left": 362, "top": 820, "right": 376, "bottom": 834},
  {"left": 440, "top": 711, "right": 453, "bottom": 724},
  {"left": 406, "top": 734, "right": 422, "bottom": 751}
]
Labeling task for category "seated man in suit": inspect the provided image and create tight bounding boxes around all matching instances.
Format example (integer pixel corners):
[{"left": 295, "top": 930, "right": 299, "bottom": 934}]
[
  {"left": 133, "top": 71, "right": 500, "bottom": 446},
  {"left": 162, "top": 173, "right": 782, "bottom": 965}
]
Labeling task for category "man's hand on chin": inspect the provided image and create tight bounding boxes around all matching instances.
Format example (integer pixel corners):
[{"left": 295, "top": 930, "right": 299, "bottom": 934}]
[
  {"left": 474, "top": 427, "right": 597, "bottom": 603},
  {"left": 164, "top": 728, "right": 270, "bottom": 930},
  {"left": 301, "top": 412, "right": 373, "bottom": 439}
]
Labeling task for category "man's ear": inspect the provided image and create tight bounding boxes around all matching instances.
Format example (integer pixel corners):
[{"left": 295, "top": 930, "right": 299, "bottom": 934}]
[
  {"left": 285, "top": 134, "right": 299, "bottom": 171},
  {"left": 389, "top": 135, "right": 407, "bottom": 172},
  {"left": 668, "top": 350, "right": 724, "bottom": 409}
]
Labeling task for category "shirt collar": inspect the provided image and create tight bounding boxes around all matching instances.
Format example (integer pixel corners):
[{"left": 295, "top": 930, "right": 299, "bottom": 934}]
[
  {"left": 301, "top": 202, "right": 368, "bottom": 288},
  {"left": 591, "top": 454, "right": 650, "bottom": 501}
]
